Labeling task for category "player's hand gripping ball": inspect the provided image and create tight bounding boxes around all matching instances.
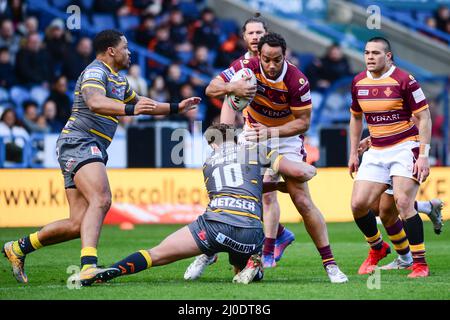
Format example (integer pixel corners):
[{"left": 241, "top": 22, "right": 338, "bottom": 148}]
[{"left": 226, "top": 68, "right": 257, "bottom": 112}]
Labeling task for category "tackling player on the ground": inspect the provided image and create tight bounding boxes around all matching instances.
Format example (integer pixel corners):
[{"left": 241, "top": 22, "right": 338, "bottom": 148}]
[
  {"left": 2, "top": 29, "right": 200, "bottom": 283},
  {"left": 197, "top": 32, "right": 348, "bottom": 283},
  {"left": 348, "top": 37, "right": 432, "bottom": 278},
  {"left": 72, "top": 123, "right": 317, "bottom": 286}
]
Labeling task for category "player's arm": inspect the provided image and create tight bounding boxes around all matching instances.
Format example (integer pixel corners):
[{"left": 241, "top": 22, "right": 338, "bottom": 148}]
[
  {"left": 358, "top": 136, "right": 371, "bottom": 156},
  {"left": 348, "top": 111, "right": 363, "bottom": 178},
  {"left": 412, "top": 108, "right": 432, "bottom": 182},
  {"left": 206, "top": 76, "right": 256, "bottom": 99},
  {"left": 220, "top": 99, "right": 237, "bottom": 125},
  {"left": 121, "top": 85, "right": 202, "bottom": 116},
  {"left": 244, "top": 108, "right": 311, "bottom": 141},
  {"left": 271, "top": 108, "right": 311, "bottom": 137},
  {"left": 81, "top": 86, "right": 156, "bottom": 116}
]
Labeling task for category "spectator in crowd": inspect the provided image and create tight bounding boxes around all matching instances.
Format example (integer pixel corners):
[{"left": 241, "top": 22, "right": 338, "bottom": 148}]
[
  {"left": 62, "top": 37, "right": 93, "bottom": 81},
  {"left": 44, "top": 18, "right": 72, "bottom": 74},
  {"left": 305, "top": 43, "right": 351, "bottom": 91},
  {"left": 148, "top": 75, "right": 169, "bottom": 102},
  {"left": 168, "top": 7, "right": 192, "bottom": 53},
  {"left": 8, "top": 0, "right": 25, "bottom": 24},
  {"left": 22, "top": 100, "right": 49, "bottom": 134},
  {"left": 434, "top": 5, "right": 449, "bottom": 33},
  {"left": 42, "top": 99, "right": 63, "bottom": 133},
  {"left": 192, "top": 8, "right": 221, "bottom": 50},
  {"left": 0, "top": 107, "right": 29, "bottom": 163},
  {"left": 0, "top": 46, "right": 16, "bottom": 88},
  {"left": 149, "top": 25, "right": 177, "bottom": 60},
  {"left": 135, "top": 14, "right": 156, "bottom": 46},
  {"left": 214, "top": 34, "right": 244, "bottom": 68},
  {"left": 165, "top": 63, "right": 184, "bottom": 101},
  {"left": 0, "top": 19, "right": 21, "bottom": 62},
  {"left": 48, "top": 75, "right": 71, "bottom": 123},
  {"left": 15, "top": 32, "right": 52, "bottom": 87},
  {"left": 17, "top": 15, "right": 39, "bottom": 37},
  {"left": 126, "top": 64, "right": 147, "bottom": 96},
  {"left": 188, "top": 45, "right": 215, "bottom": 76}
]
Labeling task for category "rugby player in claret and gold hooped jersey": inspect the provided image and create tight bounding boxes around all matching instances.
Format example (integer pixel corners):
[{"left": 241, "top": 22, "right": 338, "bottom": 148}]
[
  {"left": 2, "top": 29, "right": 201, "bottom": 284},
  {"left": 348, "top": 37, "right": 432, "bottom": 278},
  {"left": 197, "top": 14, "right": 297, "bottom": 271},
  {"left": 204, "top": 32, "right": 348, "bottom": 283}
]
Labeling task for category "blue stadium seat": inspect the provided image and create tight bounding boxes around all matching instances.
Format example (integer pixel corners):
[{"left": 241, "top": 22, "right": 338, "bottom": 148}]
[
  {"left": 91, "top": 14, "right": 117, "bottom": 33},
  {"left": 81, "top": 0, "right": 95, "bottom": 10},
  {"left": 118, "top": 16, "right": 140, "bottom": 31},
  {"left": 415, "top": 11, "right": 432, "bottom": 23},
  {"left": 50, "top": 0, "right": 72, "bottom": 9},
  {"left": 0, "top": 88, "right": 9, "bottom": 102},
  {"left": 219, "top": 19, "right": 238, "bottom": 36},
  {"left": 178, "top": 2, "right": 200, "bottom": 19},
  {"left": 298, "top": 53, "right": 315, "bottom": 69},
  {"left": 177, "top": 51, "right": 193, "bottom": 64},
  {"left": 10, "top": 86, "right": 30, "bottom": 112}
]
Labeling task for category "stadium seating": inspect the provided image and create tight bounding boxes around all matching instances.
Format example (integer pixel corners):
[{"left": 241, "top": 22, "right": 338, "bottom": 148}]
[
  {"left": 91, "top": 14, "right": 117, "bottom": 33},
  {"left": 118, "top": 16, "right": 141, "bottom": 31}
]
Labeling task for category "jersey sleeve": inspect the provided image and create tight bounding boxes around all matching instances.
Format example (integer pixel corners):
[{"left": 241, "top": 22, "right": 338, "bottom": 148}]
[
  {"left": 218, "top": 59, "right": 244, "bottom": 82},
  {"left": 289, "top": 76, "right": 312, "bottom": 111},
  {"left": 404, "top": 75, "right": 429, "bottom": 114},
  {"left": 123, "top": 79, "right": 137, "bottom": 103},
  {"left": 80, "top": 67, "right": 107, "bottom": 92},
  {"left": 350, "top": 78, "right": 362, "bottom": 115}
]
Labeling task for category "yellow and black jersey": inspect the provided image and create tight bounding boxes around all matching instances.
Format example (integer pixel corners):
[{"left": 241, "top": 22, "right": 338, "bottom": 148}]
[
  {"left": 203, "top": 142, "right": 282, "bottom": 228},
  {"left": 60, "top": 59, "right": 137, "bottom": 148}
]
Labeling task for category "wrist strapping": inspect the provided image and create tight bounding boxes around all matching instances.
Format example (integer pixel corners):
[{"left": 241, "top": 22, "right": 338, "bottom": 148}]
[
  {"left": 125, "top": 104, "right": 135, "bottom": 116},
  {"left": 170, "top": 103, "right": 179, "bottom": 114}
]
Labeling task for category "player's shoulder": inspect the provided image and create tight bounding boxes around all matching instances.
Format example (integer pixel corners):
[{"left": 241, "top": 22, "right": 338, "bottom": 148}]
[
  {"left": 82, "top": 60, "right": 108, "bottom": 78},
  {"left": 284, "top": 62, "right": 309, "bottom": 90},
  {"left": 240, "top": 56, "right": 259, "bottom": 71},
  {"left": 230, "top": 54, "right": 246, "bottom": 66},
  {"left": 352, "top": 70, "right": 367, "bottom": 84},
  {"left": 391, "top": 67, "right": 416, "bottom": 84}
]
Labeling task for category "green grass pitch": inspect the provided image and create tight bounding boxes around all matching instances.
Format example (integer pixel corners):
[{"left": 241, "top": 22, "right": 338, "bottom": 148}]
[{"left": 1, "top": 222, "right": 449, "bottom": 300}]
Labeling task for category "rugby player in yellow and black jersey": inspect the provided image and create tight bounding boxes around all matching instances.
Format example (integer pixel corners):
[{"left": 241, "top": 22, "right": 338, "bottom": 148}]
[
  {"left": 2, "top": 29, "right": 200, "bottom": 284},
  {"left": 76, "top": 123, "right": 317, "bottom": 286}
]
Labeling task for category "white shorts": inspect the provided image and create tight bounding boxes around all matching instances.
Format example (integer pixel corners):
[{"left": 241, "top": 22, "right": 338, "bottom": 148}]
[
  {"left": 238, "top": 126, "right": 307, "bottom": 179},
  {"left": 356, "top": 140, "right": 420, "bottom": 187}
]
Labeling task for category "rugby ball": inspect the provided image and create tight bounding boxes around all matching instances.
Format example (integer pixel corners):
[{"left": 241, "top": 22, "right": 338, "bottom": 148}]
[{"left": 226, "top": 68, "right": 257, "bottom": 112}]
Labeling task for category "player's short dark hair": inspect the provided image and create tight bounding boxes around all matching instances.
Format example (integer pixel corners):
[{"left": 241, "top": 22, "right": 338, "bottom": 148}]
[
  {"left": 258, "top": 32, "right": 286, "bottom": 55},
  {"left": 93, "top": 29, "right": 124, "bottom": 54},
  {"left": 204, "top": 123, "right": 238, "bottom": 145},
  {"left": 242, "top": 13, "right": 268, "bottom": 34},
  {"left": 367, "top": 36, "right": 394, "bottom": 61}
]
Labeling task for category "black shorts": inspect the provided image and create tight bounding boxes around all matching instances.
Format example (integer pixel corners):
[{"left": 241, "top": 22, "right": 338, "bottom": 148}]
[
  {"left": 56, "top": 136, "right": 108, "bottom": 188},
  {"left": 188, "top": 214, "right": 264, "bottom": 270}
]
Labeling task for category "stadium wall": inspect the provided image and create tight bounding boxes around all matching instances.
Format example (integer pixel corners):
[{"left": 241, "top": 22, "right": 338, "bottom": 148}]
[{"left": 0, "top": 168, "right": 448, "bottom": 227}]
